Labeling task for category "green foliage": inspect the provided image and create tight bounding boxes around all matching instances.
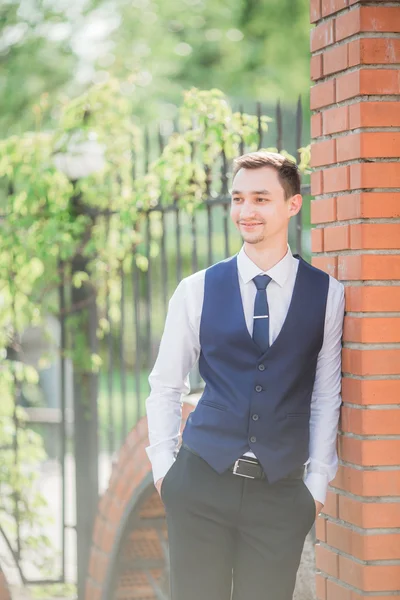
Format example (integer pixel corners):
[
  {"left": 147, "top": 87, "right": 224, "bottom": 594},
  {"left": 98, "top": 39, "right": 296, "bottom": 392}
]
[
  {"left": 0, "top": 0, "right": 79, "bottom": 137},
  {"left": 103, "top": 0, "right": 311, "bottom": 121},
  {"left": 0, "top": 80, "right": 310, "bottom": 580},
  {"left": 31, "top": 582, "right": 76, "bottom": 599},
  {"left": 1, "top": 0, "right": 311, "bottom": 137},
  {"left": 0, "top": 364, "right": 56, "bottom": 574}
]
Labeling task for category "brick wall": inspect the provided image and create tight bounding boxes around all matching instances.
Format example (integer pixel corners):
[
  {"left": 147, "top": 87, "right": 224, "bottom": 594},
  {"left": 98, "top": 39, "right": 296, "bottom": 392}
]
[{"left": 310, "top": 0, "right": 400, "bottom": 598}]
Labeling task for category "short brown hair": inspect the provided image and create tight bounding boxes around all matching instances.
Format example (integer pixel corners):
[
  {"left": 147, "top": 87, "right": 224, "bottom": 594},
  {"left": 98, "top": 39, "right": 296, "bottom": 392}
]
[{"left": 232, "top": 151, "right": 301, "bottom": 200}]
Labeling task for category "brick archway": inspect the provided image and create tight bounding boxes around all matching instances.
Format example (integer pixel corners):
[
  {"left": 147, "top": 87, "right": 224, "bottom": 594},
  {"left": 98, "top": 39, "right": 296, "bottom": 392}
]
[
  {"left": 0, "top": 566, "right": 11, "bottom": 600},
  {"left": 85, "top": 402, "right": 195, "bottom": 600}
]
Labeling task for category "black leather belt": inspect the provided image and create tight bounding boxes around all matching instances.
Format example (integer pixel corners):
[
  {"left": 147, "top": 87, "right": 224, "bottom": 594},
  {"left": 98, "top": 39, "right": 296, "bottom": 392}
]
[
  {"left": 182, "top": 443, "right": 304, "bottom": 481},
  {"left": 230, "top": 456, "right": 305, "bottom": 481},
  {"left": 230, "top": 456, "right": 267, "bottom": 479}
]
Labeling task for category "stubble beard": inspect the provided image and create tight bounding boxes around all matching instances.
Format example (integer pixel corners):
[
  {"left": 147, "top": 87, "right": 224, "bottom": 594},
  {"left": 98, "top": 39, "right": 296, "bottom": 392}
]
[
  {"left": 236, "top": 220, "right": 267, "bottom": 245},
  {"left": 241, "top": 232, "right": 265, "bottom": 245}
]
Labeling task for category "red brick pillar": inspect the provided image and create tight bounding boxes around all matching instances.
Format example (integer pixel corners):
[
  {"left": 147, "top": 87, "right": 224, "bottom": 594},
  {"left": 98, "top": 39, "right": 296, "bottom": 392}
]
[{"left": 310, "top": 1, "right": 400, "bottom": 598}]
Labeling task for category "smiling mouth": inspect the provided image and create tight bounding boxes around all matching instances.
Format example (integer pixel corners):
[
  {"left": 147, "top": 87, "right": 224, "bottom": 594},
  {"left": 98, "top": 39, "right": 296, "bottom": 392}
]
[{"left": 239, "top": 222, "right": 263, "bottom": 227}]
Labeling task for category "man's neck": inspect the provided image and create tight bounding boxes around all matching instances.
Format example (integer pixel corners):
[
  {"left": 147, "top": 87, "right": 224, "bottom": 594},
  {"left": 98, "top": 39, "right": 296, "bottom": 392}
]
[{"left": 243, "top": 240, "right": 288, "bottom": 272}]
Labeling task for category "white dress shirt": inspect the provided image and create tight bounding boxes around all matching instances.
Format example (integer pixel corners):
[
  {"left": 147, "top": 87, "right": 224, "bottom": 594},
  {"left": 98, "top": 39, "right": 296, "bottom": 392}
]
[{"left": 145, "top": 245, "right": 345, "bottom": 505}]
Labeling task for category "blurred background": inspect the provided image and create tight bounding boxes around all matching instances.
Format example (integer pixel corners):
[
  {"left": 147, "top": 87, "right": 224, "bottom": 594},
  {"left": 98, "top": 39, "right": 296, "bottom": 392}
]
[
  {"left": 2, "top": 0, "right": 310, "bottom": 137},
  {"left": 0, "top": 1, "right": 313, "bottom": 599}
]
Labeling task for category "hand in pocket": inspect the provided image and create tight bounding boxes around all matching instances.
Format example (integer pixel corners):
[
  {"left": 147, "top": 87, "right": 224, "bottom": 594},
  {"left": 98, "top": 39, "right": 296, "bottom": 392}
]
[{"left": 155, "top": 477, "right": 164, "bottom": 497}]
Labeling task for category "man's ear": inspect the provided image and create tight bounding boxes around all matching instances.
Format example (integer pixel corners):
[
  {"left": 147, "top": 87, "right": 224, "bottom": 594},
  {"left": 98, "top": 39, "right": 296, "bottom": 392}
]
[{"left": 288, "top": 194, "right": 303, "bottom": 217}]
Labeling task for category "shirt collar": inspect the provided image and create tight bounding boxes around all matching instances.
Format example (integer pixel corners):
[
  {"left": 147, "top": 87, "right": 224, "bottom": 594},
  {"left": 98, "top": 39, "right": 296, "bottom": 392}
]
[{"left": 237, "top": 244, "right": 296, "bottom": 288}]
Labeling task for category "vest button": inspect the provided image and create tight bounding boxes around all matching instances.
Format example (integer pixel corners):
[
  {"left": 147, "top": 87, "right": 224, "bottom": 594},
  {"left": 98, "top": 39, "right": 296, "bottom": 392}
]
[
  {"left": 258, "top": 364, "right": 265, "bottom": 371},
  {"left": 255, "top": 385, "right": 263, "bottom": 392},
  {"left": 252, "top": 414, "right": 259, "bottom": 421},
  {"left": 250, "top": 436, "right": 257, "bottom": 443}
]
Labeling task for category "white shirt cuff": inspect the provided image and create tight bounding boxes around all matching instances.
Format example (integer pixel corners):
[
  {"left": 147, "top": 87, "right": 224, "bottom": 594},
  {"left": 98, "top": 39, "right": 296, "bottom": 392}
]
[
  {"left": 304, "top": 471, "right": 329, "bottom": 505},
  {"left": 145, "top": 446, "right": 176, "bottom": 485}
]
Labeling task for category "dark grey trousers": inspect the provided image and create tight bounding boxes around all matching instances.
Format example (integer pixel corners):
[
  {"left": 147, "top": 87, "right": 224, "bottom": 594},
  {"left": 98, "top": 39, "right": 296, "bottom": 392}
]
[{"left": 161, "top": 445, "right": 315, "bottom": 600}]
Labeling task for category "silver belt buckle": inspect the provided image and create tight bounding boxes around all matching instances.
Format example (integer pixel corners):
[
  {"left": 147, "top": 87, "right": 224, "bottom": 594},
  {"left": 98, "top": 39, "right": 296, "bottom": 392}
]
[{"left": 233, "top": 458, "right": 256, "bottom": 479}]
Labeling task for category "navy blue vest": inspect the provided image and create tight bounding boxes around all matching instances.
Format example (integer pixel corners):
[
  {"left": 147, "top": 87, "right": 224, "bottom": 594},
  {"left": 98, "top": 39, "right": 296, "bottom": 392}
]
[{"left": 182, "top": 254, "right": 330, "bottom": 483}]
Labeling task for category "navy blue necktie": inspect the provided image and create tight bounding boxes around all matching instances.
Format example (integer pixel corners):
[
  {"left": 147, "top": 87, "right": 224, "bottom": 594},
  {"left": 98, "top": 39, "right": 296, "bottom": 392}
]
[{"left": 252, "top": 275, "right": 272, "bottom": 353}]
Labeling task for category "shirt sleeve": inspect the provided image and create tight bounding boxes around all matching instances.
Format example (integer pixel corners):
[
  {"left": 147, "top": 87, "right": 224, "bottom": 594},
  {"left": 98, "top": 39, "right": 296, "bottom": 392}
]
[
  {"left": 145, "top": 277, "right": 201, "bottom": 484},
  {"left": 304, "top": 278, "right": 345, "bottom": 505}
]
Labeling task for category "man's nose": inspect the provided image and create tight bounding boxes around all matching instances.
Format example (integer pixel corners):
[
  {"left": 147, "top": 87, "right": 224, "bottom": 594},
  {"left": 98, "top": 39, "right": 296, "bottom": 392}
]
[{"left": 240, "top": 201, "right": 257, "bottom": 219}]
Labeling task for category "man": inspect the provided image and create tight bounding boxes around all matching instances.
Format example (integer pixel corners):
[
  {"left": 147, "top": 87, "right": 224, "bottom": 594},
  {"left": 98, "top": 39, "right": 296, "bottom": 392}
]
[{"left": 145, "top": 151, "right": 344, "bottom": 600}]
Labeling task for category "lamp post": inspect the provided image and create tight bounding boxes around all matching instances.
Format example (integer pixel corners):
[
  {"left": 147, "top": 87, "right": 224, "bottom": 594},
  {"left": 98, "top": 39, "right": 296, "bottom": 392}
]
[
  {"left": 53, "top": 134, "right": 106, "bottom": 182},
  {"left": 55, "top": 134, "right": 105, "bottom": 600}
]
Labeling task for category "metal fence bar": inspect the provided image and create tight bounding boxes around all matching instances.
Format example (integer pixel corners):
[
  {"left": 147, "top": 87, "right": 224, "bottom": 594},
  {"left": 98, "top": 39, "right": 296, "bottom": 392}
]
[
  {"left": 58, "top": 259, "right": 67, "bottom": 581},
  {"left": 8, "top": 281, "right": 23, "bottom": 568},
  {"left": 160, "top": 210, "right": 169, "bottom": 317},
  {"left": 220, "top": 148, "right": 230, "bottom": 258},
  {"left": 107, "top": 319, "right": 115, "bottom": 453},
  {"left": 223, "top": 204, "right": 230, "bottom": 258},
  {"left": 257, "top": 102, "right": 263, "bottom": 150},
  {"left": 239, "top": 106, "right": 245, "bottom": 156},
  {"left": 190, "top": 211, "right": 198, "bottom": 274},
  {"left": 276, "top": 100, "right": 283, "bottom": 152},
  {"left": 13, "top": 367, "right": 21, "bottom": 563},
  {"left": 206, "top": 204, "right": 213, "bottom": 266},
  {"left": 120, "top": 263, "right": 128, "bottom": 442},
  {"left": 296, "top": 96, "right": 304, "bottom": 257},
  {"left": 158, "top": 124, "right": 164, "bottom": 154},
  {"left": 106, "top": 217, "right": 115, "bottom": 455},
  {"left": 175, "top": 206, "right": 182, "bottom": 284},
  {"left": 132, "top": 259, "right": 142, "bottom": 420},
  {"left": 144, "top": 127, "right": 150, "bottom": 175},
  {"left": 145, "top": 217, "right": 153, "bottom": 367}
]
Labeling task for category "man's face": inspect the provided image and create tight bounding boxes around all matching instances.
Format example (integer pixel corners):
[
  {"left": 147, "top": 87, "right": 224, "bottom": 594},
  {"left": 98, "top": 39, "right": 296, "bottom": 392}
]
[{"left": 230, "top": 167, "right": 297, "bottom": 246}]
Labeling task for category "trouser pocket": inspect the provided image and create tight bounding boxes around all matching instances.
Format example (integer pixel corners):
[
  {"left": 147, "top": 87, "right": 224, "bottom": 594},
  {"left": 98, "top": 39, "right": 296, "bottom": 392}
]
[
  {"left": 160, "top": 447, "right": 182, "bottom": 502},
  {"left": 300, "top": 479, "right": 316, "bottom": 530}
]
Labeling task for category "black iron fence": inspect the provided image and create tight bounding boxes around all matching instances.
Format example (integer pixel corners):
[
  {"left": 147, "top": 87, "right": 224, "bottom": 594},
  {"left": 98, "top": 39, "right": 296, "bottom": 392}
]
[{"left": 3, "top": 97, "right": 310, "bottom": 598}]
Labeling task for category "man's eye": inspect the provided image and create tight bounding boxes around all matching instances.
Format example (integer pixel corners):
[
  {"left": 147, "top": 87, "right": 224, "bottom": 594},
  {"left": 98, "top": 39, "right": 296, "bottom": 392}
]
[
  {"left": 232, "top": 197, "right": 241, "bottom": 202},
  {"left": 257, "top": 197, "right": 268, "bottom": 202}
]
